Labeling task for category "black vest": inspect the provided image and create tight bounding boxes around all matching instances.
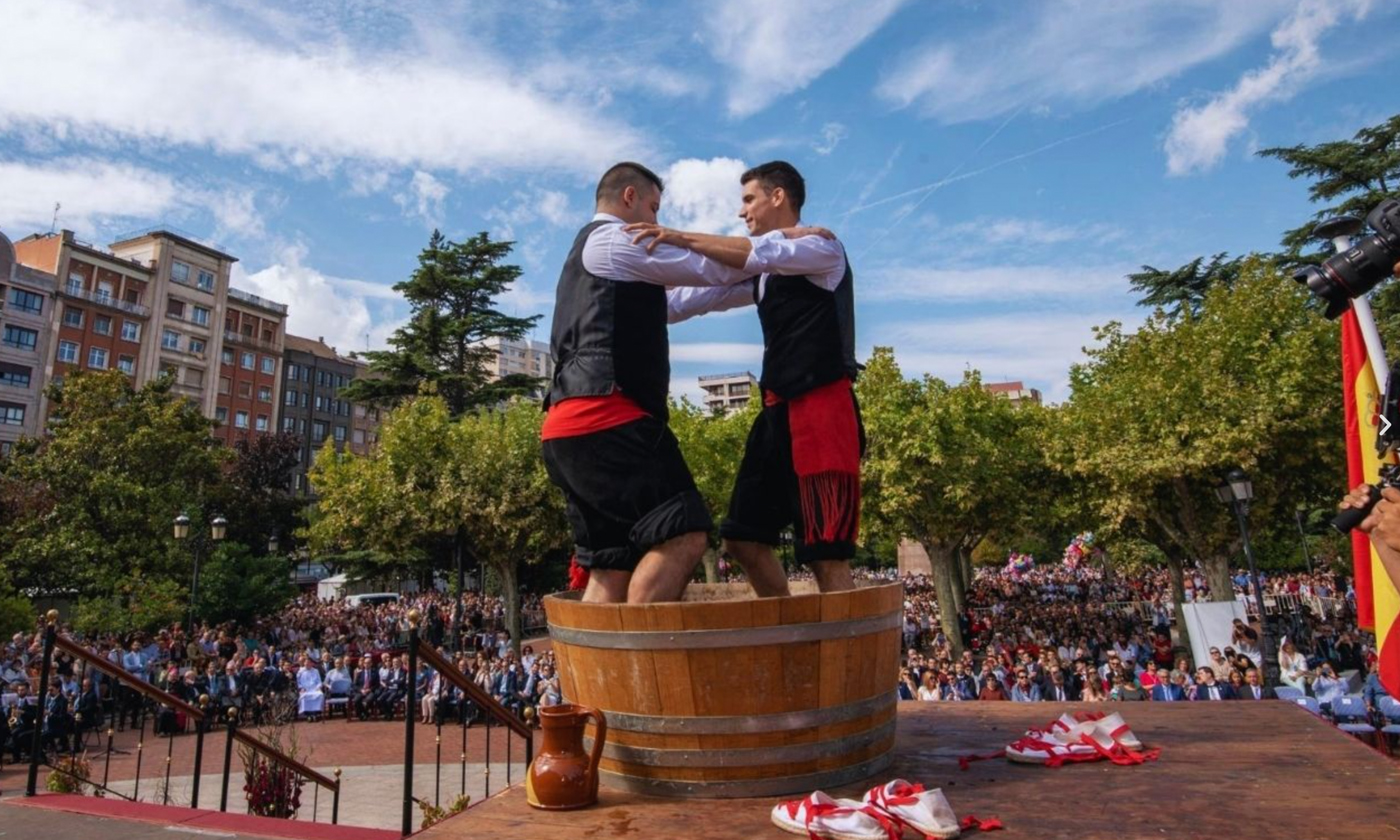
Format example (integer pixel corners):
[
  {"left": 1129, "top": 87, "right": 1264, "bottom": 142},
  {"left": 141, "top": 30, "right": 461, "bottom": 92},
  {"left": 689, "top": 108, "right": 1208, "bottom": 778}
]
[
  {"left": 755, "top": 258, "right": 857, "bottom": 399},
  {"left": 545, "top": 221, "right": 670, "bottom": 421}
]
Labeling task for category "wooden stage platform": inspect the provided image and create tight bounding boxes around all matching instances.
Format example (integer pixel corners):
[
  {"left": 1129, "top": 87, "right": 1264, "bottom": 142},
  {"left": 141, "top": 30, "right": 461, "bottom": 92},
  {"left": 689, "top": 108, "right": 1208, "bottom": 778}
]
[{"left": 421, "top": 701, "right": 1399, "bottom": 840}]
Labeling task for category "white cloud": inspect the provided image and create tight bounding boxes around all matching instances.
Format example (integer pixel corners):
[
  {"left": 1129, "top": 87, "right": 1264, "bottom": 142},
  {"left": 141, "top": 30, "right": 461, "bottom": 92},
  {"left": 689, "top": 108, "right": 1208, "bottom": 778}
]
[
  {"left": 877, "top": 0, "right": 1298, "bottom": 123},
  {"left": 1, "top": 0, "right": 647, "bottom": 178},
  {"left": 394, "top": 171, "right": 449, "bottom": 228},
  {"left": 813, "top": 122, "right": 849, "bottom": 156},
  {"left": 670, "top": 342, "right": 764, "bottom": 365},
  {"left": 485, "top": 189, "right": 575, "bottom": 240},
  {"left": 703, "top": 0, "right": 910, "bottom": 117},
  {"left": 862, "top": 262, "right": 1135, "bottom": 304},
  {"left": 938, "top": 217, "right": 1125, "bottom": 249},
  {"left": 0, "top": 157, "right": 263, "bottom": 241},
  {"left": 233, "top": 245, "right": 403, "bottom": 356},
  {"left": 660, "top": 157, "right": 749, "bottom": 235},
  {"left": 1163, "top": 0, "right": 1370, "bottom": 176}
]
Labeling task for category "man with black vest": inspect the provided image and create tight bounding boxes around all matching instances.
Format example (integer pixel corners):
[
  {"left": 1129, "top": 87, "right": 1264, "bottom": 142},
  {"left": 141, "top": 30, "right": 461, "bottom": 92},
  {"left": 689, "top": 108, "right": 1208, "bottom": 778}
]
[
  {"left": 543, "top": 162, "right": 770, "bottom": 604},
  {"left": 626, "top": 161, "right": 860, "bottom": 597}
]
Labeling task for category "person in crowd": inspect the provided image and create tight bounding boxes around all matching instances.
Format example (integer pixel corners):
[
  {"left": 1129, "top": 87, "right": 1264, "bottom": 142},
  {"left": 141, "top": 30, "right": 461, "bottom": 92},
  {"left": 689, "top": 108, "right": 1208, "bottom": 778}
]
[
  {"left": 1151, "top": 668, "right": 1186, "bottom": 702},
  {"left": 1011, "top": 671, "right": 1042, "bottom": 702},
  {"left": 7, "top": 681, "right": 38, "bottom": 763},
  {"left": 352, "top": 656, "right": 379, "bottom": 721},
  {"left": 1194, "top": 667, "right": 1236, "bottom": 701},
  {"left": 1238, "top": 667, "right": 1271, "bottom": 701},
  {"left": 1311, "top": 662, "right": 1347, "bottom": 712},
  {"left": 296, "top": 655, "right": 325, "bottom": 719},
  {"left": 1279, "top": 639, "right": 1312, "bottom": 693},
  {"left": 1110, "top": 672, "right": 1146, "bottom": 701}
]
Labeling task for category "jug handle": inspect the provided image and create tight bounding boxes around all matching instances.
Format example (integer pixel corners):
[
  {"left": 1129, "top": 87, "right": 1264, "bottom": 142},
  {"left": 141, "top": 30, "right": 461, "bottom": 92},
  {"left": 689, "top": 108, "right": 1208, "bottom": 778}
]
[{"left": 582, "top": 705, "right": 607, "bottom": 794}]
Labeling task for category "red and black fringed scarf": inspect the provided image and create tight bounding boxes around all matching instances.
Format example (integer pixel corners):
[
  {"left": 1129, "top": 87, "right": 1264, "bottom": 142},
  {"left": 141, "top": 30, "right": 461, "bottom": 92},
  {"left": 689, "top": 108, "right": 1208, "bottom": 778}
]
[{"left": 775, "top": 378, "right": 861, "bottom": 546}]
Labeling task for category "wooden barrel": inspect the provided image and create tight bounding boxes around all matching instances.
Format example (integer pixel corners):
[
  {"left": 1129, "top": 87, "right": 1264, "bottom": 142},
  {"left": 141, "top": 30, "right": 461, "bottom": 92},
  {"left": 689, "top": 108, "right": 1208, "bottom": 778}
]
[{"left": 544, "top": 581, "right": 902, "bottom": 798}]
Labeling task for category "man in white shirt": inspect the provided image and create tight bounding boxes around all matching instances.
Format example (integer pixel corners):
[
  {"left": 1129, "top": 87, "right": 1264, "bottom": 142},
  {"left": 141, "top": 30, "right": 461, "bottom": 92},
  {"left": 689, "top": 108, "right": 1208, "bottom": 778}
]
[
  {"left": 541, "top": 162, "right": 812, "bottom": 604},
  {"left": 627, "top": 161, "right": 860, "bottom": 596}
]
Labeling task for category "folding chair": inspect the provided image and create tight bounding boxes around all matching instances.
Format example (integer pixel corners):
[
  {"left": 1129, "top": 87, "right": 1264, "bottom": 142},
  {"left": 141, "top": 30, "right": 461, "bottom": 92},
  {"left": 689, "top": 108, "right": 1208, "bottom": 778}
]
[
  {"left": 1377, "top": 696, "right": 1400, "bottom": 755},
  {"left": 324, "top": 677, "right": 352, "bottom": 720},
  {"left": 1332, "top": 695, "right": 1377, "bottom": 746},
  {"left": 1273, "top": 685, "right": 1304, "bottom": 702}
]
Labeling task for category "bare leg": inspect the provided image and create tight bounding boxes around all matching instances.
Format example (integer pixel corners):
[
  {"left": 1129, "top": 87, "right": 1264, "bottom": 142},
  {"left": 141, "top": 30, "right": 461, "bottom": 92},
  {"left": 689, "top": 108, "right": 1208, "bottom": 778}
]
[
  {"left": 724, "top": 539, "right": 790, "bottom": 598},
  {"left": 811, "top": 559, "right": 855, "bottom": 593},
  {"left": 628, "top": 532, "right": 708, "bottom": 603},
  {"left": 582, "top": 569, "right": 630, "bottom": 603}
]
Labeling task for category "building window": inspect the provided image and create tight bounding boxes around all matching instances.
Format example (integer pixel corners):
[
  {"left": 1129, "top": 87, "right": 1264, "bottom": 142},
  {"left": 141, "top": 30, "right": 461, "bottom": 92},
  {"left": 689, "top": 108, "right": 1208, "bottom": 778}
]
[
  {"left": 189, "top": 338, "right": 206, "bottom": 355},
  {"left": 284, "top": 389, "right": 297, "bottom": 406},
  {"left": 62, "top": 306, "right": 84, "bottom": 328},
  {"left": 124, "top": 288, "right": 142, "bottom": 306},
  {"left": 218, "top": 376, "right": 231, "bottom": 395},
  {"left": 312, "top": 421, "right": 326, "bottom": 442},
  {"left": 257, "top": 386, "right": 272, "bottom": 402},
  {"left": 222, "top": 349, "right": 234, "bottom": 365},
  {"left": 57, "top": 340, "right": 79, "bottom": 364},
  {"left": 255, "top": 414, "right": 269, "bottom": 432},
  {"left": 167, "top": 297, "right": 185, "bottom": 319},
  {"left": 301, "top": 391, "right": 309, "bottom": 408},
  {"left": 314, "top": 396, "right": 325, "bottom": 412},
  {"left": 66, "top": 273, "right": 83, "bottom": 294},
  {"left": 333, "top": 425, "right": 346, "bottom": 443},
  {"left": 238, "top": 381, "right": 252, "bottom": 398},
  {"left": 260, "top": 356, "right": 274, "bottom": 375},
  {"left": 192, "top": 305, "right": 211, "bottom": 326},
  {"left": 282, "top": 416, "right": 295, "bottom": 432},
  {"left": 121, "top": 320, "right": 140, "bottom": 342},
  {"left": 197, "top": 270, "right": 215, "bottom": 291},
  {"left": 240, "top": 352, "right": 254, "bottom": 370},
  {"left": 297, "top": 419, "right": 305, "bottom": 434},
  {"left": 0, "top": 441, "right": 10, "bottom": 458},
  {"left": 95, "top": 281, "right": 113, "bottom": 304},
  {"left": 0, "top": 363, "right": 32, "bottom": 389},
  {"left": 7, "top": 288, "right": 42, "bottom": 314},
  {"left": 286, "top": 363, "right": 298, "bottom": 380},
  {"left": 234, "top": 410, "right": 249, "bottom": 429},
  {"left": 94, "top": 315, "right": 112, "bottom": 336},
  {"left": 171, "top": 261, "right": 190, "bottom": 284},
  {"left": 215, "top": 407, "right": 228, "bottom": 424},
  {"left": 0, "top": 402, "right": 24, "bottom": 426},
  {"left": 184, "top": 368, "right": 203, "bottom": 387},
  {"left": 162, "top": 329, "right": 181, "bottom": 350},
  {"left": 88, "top": 347, "right": 108, "bottom": 370},
  {"left": 352, "top": 428, "right": 365, "bottom": 445},
  {"left": 117, "top": 355, "right": 135, "bottom": 375},
  {"left": 301, "top": 367, "right": 309, "bottom": 382},
  {"left": 3, "top": 326, "right": 38, "bottom": 351}
]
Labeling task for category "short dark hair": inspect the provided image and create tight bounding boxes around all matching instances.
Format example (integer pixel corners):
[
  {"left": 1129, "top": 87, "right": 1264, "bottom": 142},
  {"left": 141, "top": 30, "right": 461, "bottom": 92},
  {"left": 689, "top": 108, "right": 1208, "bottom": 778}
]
[
  {"left": 741, "top": 160, "right": 806, "bottom": 214},
  {"left": 596, "top": 162, "right": 664, "bottom": 204}
]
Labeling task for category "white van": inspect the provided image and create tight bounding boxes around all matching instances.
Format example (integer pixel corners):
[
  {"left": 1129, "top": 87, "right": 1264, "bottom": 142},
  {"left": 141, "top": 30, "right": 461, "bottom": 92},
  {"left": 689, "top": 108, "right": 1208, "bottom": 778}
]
[{"left": 346, "top": 592, "right": 400, "bottom": 608}]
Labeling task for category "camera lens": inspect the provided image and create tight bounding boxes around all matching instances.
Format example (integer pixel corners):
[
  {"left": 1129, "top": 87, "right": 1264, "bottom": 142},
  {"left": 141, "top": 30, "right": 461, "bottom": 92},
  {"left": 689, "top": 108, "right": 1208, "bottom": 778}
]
[{"left": 1294, "top": 199, "right": 1400, "bottom": 319}]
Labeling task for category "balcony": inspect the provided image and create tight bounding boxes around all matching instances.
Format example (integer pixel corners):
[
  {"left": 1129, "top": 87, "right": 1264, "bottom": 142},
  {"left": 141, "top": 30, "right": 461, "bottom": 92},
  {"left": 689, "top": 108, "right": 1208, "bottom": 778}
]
[
  {"left": 61, "top": 284, "right": 150, "bottom": 318},
  {"left": 223, "top": 329, "right": 281, "bottom": 353},
  {"left": 228, "top": 286, "right": 289, "bottom": 315}
]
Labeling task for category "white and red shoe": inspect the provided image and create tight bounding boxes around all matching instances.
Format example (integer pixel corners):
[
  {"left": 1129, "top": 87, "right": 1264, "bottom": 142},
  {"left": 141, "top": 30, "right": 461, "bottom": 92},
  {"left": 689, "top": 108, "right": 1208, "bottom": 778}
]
[
  {"left": 862, "top": 779, "right": 961, "bottom": 839},
  {"left": 1022, "top": 711, "right": 1105, "bottom": 740},
  {"left": 771, "top": 790, "right": 901, "bottom": 840},
  {"left": 1092, "top": 712, "right": 1144, "bottom": 751}
]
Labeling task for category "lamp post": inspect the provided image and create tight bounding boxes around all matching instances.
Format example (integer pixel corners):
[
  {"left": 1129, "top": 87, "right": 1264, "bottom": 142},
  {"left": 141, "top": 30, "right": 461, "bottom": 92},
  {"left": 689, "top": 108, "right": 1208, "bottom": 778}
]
[
  {"left": 176, "top": 513, "right": 227, "bottom": 633},
  {"left": 1214, "top": 469, "right": 1281, "bottom": 687},
  {"left": 1292, "top": 505, "right": 1313, "bottom": 574}
]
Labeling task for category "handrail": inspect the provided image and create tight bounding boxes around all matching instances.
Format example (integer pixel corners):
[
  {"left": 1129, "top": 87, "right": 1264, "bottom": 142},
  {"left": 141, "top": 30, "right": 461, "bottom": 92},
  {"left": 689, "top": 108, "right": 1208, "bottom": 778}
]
[
  {"left": 230, "top": 729, "right": 339, "bottom": 790},
  {"left": 53, "top": 635, "right": 205, "bottom": 720},
  {"left": 414, "top": 640, "right": 532, "bottom": 740}
]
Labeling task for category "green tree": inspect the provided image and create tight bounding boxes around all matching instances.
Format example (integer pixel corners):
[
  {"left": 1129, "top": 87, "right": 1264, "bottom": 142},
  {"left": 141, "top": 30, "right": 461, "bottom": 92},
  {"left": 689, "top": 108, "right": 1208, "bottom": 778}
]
[
  {"left": 857, "top": 348, "right": 1043, "bottom": 654},
  {"left": 1258, "top": 114, "right": 1400, "bottom": 258},
  {"left": 215, "top": 431, "right": 303, "bottom": 555},
  {"left": 1052, "top": 259, "right": 1343, "bottom": 601},
  {"left": 1127, "top": 253, "right": 1244, "bottom": 319},
  {"left": 341, "top": 231, "right": 542, "bottom": 416},
  {"left": 0, "top": 371, "right": 225, "bottom": 622},
  {"left": 194, "top": 542, "right": 297, "bottom": 626}
]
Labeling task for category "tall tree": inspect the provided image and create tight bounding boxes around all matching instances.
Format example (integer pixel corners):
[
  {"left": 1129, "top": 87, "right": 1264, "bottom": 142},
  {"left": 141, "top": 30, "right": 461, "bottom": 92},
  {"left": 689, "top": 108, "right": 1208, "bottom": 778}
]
[
  {"left": 341, "top": 231, "right": 542, "bottom": 415},
  {"left": 858, "top": 348, "right": 1043, "bottom": 655},
  {"left": 1052, "top": 259, "right": 1342, "bottom": 601},
  {"left": 1128, "top": 253, "right": 1244, "bottom": 318},
  {"left": 215, "top": 430, "right": 303, "bottom": 555},
  {"left": 1258, "top": 114, "right": 1400, "bottom": 258}
]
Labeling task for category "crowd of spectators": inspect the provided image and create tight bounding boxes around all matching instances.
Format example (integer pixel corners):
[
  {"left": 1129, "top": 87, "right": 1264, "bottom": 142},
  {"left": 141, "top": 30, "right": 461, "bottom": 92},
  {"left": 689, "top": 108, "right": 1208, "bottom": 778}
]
[{"left": 0, "top": 590, "right": 552, "bottom": 765}]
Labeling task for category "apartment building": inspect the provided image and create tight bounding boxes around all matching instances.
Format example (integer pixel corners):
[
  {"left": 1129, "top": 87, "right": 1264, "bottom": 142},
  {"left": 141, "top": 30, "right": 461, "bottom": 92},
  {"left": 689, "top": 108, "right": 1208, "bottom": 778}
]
[
  {"left": 214, "top": 288, "right": 288, "bottom": 444},
  {"left": 279, "top": 335, "right": 381, "bottom": 496},
  {"left": 0, "top": 231, "right": 57, "bottom": 456},
  {"left": 985, "top": 380, "right": 1043, "bottom": 408},
  {"left": 482, "top": 336, "right": 553, "bottom": 385},
  {"left": 698, "top": 370, "right": 758, "bottom": 415}
]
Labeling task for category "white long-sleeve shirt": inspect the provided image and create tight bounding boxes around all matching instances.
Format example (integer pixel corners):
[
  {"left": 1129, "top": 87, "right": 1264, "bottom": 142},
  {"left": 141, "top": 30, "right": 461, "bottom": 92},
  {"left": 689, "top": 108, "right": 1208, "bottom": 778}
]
[
  {"left": 581, "top": 213, "right": 752, "bottom": 289},
  {"left": 667, "top": 227, "right": 847, "bottom": 324}
]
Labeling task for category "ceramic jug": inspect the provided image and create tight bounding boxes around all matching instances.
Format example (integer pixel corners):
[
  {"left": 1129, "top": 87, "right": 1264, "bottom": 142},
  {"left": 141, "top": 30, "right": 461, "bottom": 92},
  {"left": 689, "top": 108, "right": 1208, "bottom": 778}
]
[{"left": 526, "top": 703, "right": 607, "bottom": 810}]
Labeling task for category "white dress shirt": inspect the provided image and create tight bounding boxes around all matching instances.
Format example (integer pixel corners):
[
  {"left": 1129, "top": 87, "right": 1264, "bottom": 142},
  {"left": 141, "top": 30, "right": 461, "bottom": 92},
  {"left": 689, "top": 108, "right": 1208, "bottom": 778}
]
[
  {"left": 668, "top": 227, "right": 847, "bottom": 324},
  {"left": 581, "top": 213, "right": 750, "bottom": 289}
]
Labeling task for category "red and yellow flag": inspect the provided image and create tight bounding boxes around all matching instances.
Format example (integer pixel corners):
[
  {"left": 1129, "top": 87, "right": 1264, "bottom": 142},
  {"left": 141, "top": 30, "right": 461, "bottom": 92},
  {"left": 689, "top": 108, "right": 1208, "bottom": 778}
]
[{"left": 1340, "top": 308, "right": 1400, "bottom": 695}]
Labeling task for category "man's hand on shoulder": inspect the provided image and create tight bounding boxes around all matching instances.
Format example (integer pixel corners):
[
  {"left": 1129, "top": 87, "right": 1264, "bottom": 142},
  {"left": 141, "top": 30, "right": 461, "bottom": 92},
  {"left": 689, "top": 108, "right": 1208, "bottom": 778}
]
[
  {"left": 779, "top": 225, "right": 836, "bottom": 241},
  {"left": 624, "top": 222, "right": 690, "bottom": 254}
]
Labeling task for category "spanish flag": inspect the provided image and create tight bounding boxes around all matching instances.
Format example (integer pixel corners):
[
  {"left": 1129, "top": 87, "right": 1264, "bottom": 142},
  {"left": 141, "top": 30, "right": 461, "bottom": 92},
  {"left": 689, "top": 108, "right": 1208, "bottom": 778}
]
[{"left": 1340, "top": 308, "right": 1400, "bottom": 696}]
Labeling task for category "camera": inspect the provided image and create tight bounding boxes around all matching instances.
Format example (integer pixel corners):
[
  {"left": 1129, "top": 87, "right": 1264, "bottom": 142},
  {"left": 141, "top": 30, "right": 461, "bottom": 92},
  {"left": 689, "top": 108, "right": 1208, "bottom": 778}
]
[{"left": 1294, "top": 199, "right": 1400, "bottom": 319}]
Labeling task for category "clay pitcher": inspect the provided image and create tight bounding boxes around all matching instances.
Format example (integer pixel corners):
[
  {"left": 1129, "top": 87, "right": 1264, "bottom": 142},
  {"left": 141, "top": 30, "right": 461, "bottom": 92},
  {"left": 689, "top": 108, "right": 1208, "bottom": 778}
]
[{"left": 526, "top": 703, "right": 607, "bottom": 810}]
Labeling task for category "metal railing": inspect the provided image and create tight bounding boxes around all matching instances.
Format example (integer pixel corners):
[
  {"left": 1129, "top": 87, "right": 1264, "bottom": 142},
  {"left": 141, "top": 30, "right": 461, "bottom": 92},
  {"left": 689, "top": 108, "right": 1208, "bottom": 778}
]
[
  {"left": 61, "top": 284, "right": 150, "bottom": 317},
  {"left": 223, "top": 329, "right": 281, "bottom": 353},
  {"left": 22, "top": 612, "right": 340, "bottom": 826},
  {"left": 401, "top": 610, "right": 534, "bottom": 835}
]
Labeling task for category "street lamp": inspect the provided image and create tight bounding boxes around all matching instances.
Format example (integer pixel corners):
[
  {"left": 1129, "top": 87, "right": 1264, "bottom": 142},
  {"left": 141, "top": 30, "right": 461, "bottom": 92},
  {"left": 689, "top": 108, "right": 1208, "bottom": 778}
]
[
  {"left": 1293, "top": 504, "right": 1314, "bottom": 575},
  {"left": 176, "top": 512, "right": 227, "bottom": 633},
  {"left": 268, "top": 534, "right": 280, "bottom": 555},
  {"left": 1215, "top": 468, "right": 1281, "bottom": 687}
]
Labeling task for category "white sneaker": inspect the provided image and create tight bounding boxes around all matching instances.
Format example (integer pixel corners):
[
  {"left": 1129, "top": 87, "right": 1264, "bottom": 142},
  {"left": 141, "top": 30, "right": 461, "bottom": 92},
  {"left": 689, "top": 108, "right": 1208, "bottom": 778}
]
[
  {"left": 863, "top": 779, "right": 961, "bottom": 839},
  {"left": 1004, "top": 725, "right": 1099, "bottom": 765},
  {"left": 1093, "top": 712, "right": 1144, "bottom": 750},
  {"left": 771, "top": 790, "right": 900, "bottom": 840}
]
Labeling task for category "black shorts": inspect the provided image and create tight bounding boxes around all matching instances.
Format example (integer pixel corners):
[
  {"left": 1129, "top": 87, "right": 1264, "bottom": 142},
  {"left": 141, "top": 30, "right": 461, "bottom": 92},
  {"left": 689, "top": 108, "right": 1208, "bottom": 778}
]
[
  {"left": 719, "top": 392, "right": 865, "bottom": 564},
  {"left": 542, "top": 417, "right": 713, "bottom": 573}
]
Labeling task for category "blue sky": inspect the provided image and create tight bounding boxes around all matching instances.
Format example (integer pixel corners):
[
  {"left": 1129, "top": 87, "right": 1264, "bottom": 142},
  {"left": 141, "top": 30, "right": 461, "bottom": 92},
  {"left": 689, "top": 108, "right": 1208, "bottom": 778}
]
[{"left": 2, "top": 0, "right": 1397, "bottom": 402}]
